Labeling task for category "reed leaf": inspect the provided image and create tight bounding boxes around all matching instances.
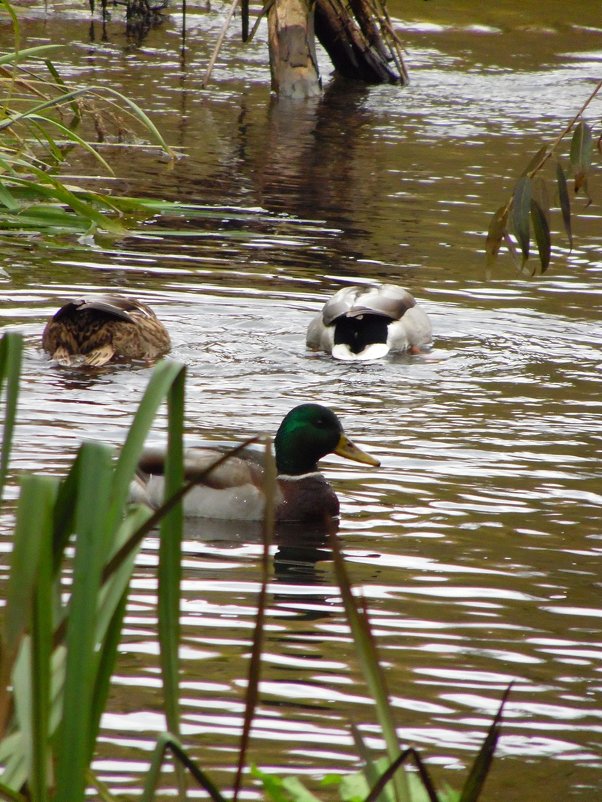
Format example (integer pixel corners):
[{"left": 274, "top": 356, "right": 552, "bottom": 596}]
[
  {"left": 2, "top": 475, "right": 57, "bottom": 679},
  {"left": 141, "top": 732, "right": 227, "bottom": 802},
  {"left": 25, "top": 113, "right": 114, "bottom": 173},
  {"left": 108, "top": 360, "right": 186, "bottom": 531},
  {"left": 0, "top": 45, "right": 63, "bottom": 67},
  {"left": 233, "top": 437, "right": 276, "bottom": 801},
  {"left": 0, "top": 333, "right": 21, "bottom": 503},
  {"left": 458, "top": 684, "right": 513, "bottom": 802},
  {"left": 329, "top": 530, "right": 409, "bottom": 802},
  {"left": 158, "top": 367, "right": 185, "bottom": 740},
  {"left": 29, "top": 495, "right": 53, "bottom": 802},
  {"left": 54, "top": 442, "right": 115, "bottom": 802}
]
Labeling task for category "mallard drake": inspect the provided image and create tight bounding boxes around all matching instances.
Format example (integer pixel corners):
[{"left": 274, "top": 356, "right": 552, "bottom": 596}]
[
  {"left": 42, "top": 295, "right": 171, "bottom": 366},
  {"left": 306, "top": 284, "right": 432, "bottom": 361},
  {"left": 130, "top": 403, "right": 380, "bottom": 522}
]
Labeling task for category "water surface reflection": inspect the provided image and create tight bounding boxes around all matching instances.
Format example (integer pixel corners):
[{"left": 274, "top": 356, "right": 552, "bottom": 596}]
[{"left": 1, "top": 2, "right": 602, "bottom": 799}]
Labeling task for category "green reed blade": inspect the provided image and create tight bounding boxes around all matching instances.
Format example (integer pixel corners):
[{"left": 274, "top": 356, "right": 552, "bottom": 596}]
[
  {"left": 233, "top": 437, "right": 276, "bottom": 801},
  {"left": 141, "top": 732, "right": 227, "bottom": 802},
  {"left": 158, "top": 366, "right": 185, "bottom": 739},
  {"left": 458, "top": 683, "right": 513, "bottom": 802},
  {"left": 329, "top": 530, "right": 409, "bottom": 802},
  {"left": 109, "top": 360, "right": 186, "bottom": 532},
  {"left": 29, "top": 489, "right": 53, "bottom": 802},
  {"left": 54, "top": 442, "right": 114, "bottom": 802},
  {"left": 0, "top": 333, "right": 22, "bottom": 503}
]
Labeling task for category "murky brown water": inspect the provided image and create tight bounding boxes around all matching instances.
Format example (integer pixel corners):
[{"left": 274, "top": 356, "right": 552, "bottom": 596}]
[{"left": 1, "top": 0, "right": 602, "bottom": 799}]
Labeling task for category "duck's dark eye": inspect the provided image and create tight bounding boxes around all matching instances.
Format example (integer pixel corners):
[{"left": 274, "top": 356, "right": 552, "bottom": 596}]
[{"left": 314, "top": 417, "right": 326, "bottom": 428}]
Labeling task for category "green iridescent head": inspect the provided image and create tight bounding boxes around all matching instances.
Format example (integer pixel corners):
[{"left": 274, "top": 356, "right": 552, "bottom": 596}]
[{"left": 274, "top": 404, "right": 380, "bottom": 476}]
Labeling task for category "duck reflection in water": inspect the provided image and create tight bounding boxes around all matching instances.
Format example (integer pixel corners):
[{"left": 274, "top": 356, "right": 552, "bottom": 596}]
[{"left": 176, "top": 514, "right": 337, "bottom": 590}]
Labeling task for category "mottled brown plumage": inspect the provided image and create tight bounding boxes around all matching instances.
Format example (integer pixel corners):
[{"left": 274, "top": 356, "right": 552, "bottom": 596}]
[{"left": 42, "top": 295, "right": 171, "bottom": 366}]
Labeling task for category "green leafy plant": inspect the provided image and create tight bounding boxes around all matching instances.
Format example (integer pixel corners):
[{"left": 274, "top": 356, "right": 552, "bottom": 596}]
[
  {"left": 486, "top": 78, "right": 601, "bottom": 274},
  {"left": 0, "top": 0, "right": 172, "bottom": 240}
]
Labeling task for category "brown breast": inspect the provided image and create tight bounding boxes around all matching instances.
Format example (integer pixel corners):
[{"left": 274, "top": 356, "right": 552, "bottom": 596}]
[{"left": 276, "top": 473, "right": 340, "bottom": 523}]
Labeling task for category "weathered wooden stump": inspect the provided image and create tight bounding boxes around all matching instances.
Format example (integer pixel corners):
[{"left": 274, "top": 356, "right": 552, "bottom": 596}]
[
  {"left": 267, "top": 0, "right": 322, "bottom": 98},
  {"left": 267, "top": 0, "right": 407, "bottom": 97}
]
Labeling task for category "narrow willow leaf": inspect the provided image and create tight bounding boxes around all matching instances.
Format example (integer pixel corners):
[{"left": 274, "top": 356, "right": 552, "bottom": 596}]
[
  {"left": 574, "top": 172, "right": 592, "bottom": 205},
  {"left": 570, "top": 120, "right": 593, "bottom": 174},
  {"left": 530, "top": 177, "right": 550, "bottom": 226},
  {"left": 458, "top": 684, "right": 513, "bottom": 802},
  {"left": 521, "top": 144, "right": 549, "bottom": 177},
  {"left": 570, "top": 120, "right": 593, "bottom": 202},
  {"left": 485, "top": 205, "right": 508, "bottom": 266},
  {"left": 510, "top": 176, "right": 531, "bottom": 265},
  {"left": 556, "top": 160, "right": 573, "bottom": 251},
  {"left": 530, "top": 199, "right": 551, "bottom": 274}
]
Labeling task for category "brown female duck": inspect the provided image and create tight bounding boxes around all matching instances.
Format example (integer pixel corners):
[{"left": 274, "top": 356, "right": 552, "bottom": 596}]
[{"left": 42, "top": 295, "right": 171, "bottom": 366}]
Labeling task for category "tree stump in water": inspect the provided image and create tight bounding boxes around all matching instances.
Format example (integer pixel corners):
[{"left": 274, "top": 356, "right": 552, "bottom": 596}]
[
  {"left": 267, "top": 0, "right": 322, "bottom": 98},
  {"left": 267, "top": 0, "right": 407, "bottom": 97}
]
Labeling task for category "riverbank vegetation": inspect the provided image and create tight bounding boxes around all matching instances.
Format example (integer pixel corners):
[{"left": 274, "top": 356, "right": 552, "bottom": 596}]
[{"left": 0, "top": 332, "right": 509, "bottom": 801}]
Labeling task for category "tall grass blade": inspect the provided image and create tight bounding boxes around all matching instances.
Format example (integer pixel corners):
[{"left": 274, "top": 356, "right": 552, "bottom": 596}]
[
  {"left": 1, "top": 474, "right": 57, "bottom": 794},
  {"left": 365, "top": 748, "right": 441, "bottom": 802},
  {"left": 87, "top": 590, "right": 129, "bottom": 762},
  {"left": 108, "top": 360, "right": 186, "bottom": 532},
  {"left": 105, "top": 436, "right": 260, "bottom": 581},
  {"left": 54, "top": 443, "right": 114, "bottom": 802},
  {"left": 329, "top": 530, "right": 409, "bottom": 802},
  {"left": 458, "top": 683, "right": 513, "bottom": 802},
  {"left": 233, "top": 437, "right": 276, "bottom": 801},
  {"left": 157, "top": 367, "right": 186, "bottom": 792},
  {"left": 0, "top": 45, "right": 63, "bottom": 67},
  {"left": 141, "top": 732, "right": 227, "bottom": 802},
  {"left": 0, "top": 476, "right": 58, "bottom": 739},
  {"left": 0, "top": 333, "right": 22, "bottom": 503},
  {"left": 350, "top": 722, "right": 392, "bottom": 802},
  {"left": 29, "top": 490, "right": 53, "bottom": 802}
]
